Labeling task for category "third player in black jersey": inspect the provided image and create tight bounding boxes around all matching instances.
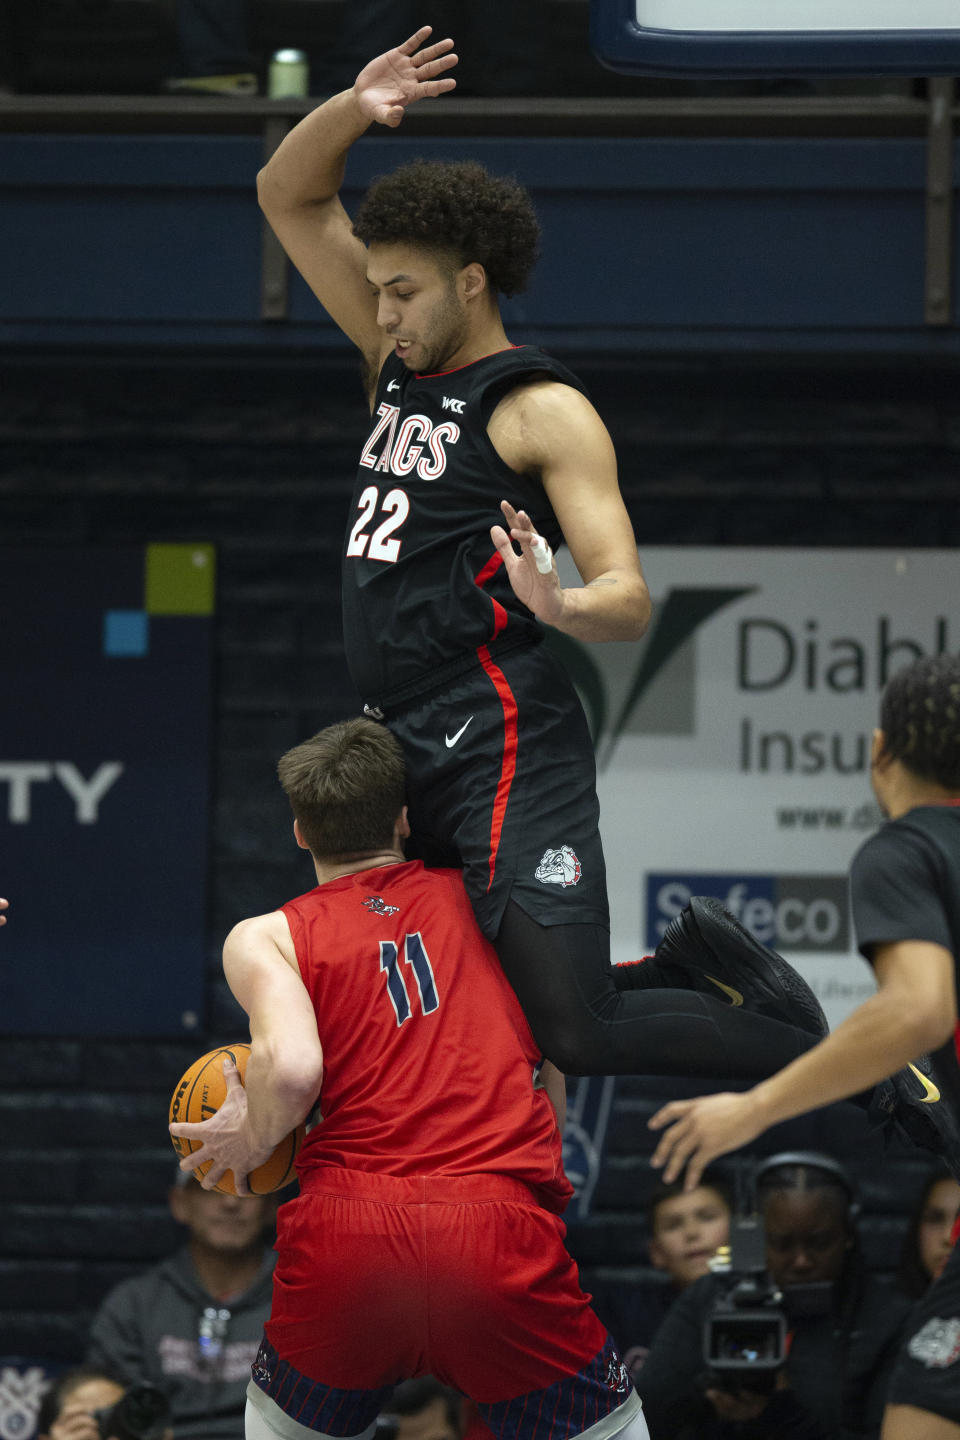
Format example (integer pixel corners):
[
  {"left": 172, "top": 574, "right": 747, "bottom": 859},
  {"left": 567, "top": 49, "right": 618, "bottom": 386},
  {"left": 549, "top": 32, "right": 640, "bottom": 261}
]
[
  {"left": 256, "top": 24, "right": 828, "bottom": 1082},
  {"left": 649, "top": 653, "right": 960, "bottom": 1440}
]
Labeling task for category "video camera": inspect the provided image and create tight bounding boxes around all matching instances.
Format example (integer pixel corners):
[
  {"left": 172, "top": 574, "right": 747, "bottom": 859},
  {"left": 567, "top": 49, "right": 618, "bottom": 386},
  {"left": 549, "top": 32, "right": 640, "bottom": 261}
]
[
  {"left": 92, "top": 1384, "right": 171, "bottom": 1440},
  {"left": 703, "top": 1206, "right": 835, "bottom": 1393},
  {"left": 702, "top": 1213, "right": 787, "bottom": 1394}
]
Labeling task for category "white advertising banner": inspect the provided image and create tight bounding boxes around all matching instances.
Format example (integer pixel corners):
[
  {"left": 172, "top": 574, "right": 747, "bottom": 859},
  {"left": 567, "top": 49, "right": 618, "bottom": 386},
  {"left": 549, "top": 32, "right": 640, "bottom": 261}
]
[{"left": 552, "top": 547, "right": 960, "bottom": 1031}]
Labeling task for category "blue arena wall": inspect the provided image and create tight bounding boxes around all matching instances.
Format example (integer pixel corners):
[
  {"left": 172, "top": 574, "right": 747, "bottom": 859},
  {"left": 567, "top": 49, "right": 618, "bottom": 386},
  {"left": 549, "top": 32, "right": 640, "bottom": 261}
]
[{"left": 1, "top": 130, "right": 958, "bottom": 351}]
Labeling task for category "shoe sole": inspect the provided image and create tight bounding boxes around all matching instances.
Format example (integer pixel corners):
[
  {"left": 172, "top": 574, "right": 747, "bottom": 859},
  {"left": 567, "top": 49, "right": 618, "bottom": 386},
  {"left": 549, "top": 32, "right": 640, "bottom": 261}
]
[{"left": 689, "top": 896, "right": 829, "bottom": 1038}]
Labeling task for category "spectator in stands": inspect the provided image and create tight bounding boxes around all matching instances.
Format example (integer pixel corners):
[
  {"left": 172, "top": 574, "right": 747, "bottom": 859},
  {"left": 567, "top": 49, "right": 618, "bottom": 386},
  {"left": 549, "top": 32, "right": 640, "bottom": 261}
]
[
  {"left": 897, "top": 1164, "right": 960, "bottom": 1300},
  {"left": 377, "top": 1378, "right": 466, "bottom": 1440},
  {"left": 35, "top": 1366, "right": 171, "bottom": 1440},
  {"left": 591, "top": 1169, "right": 733, "bottom": 1380},
  {"left": 637, "top": 1151, "right": 913, "bottom": 1439},
  {"left": 86, "top": 1170, "right": 276, "bottom": 1440},
  {"left": 36, "top": 1368, "right": 125, "bottom": 1440}
]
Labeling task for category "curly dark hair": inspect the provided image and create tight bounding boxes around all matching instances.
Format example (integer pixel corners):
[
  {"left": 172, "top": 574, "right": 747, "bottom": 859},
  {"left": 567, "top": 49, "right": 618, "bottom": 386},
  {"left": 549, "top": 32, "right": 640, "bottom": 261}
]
[
  {"left": 351, "top": 159, "right": 540, "bottom": 296},
  {"left": 879, "top": 654, "right": 960, "bottom": 790}
]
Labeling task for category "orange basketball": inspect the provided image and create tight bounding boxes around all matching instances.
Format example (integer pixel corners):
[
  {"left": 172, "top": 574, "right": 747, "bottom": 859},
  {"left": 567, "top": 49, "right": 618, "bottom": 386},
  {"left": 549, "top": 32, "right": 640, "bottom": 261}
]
[{"left": 169, "top": 1042, "right": 305, "bottom": 1196}]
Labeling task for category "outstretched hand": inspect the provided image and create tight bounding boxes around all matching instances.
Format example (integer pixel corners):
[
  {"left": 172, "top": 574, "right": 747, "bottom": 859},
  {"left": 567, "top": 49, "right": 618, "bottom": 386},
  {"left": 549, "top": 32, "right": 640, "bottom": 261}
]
[
  {"left": 490, "top": 501, "right": 565, "bottom": 625},
  {"left": 648, "top": 1089, "right": 766, "bottom": 1190},
  {"left": 354, "top": 26, "right": 457, "bottom": 129},
  {"left": 169, "top": 1057, "right": 271, "bottom": 1196}
]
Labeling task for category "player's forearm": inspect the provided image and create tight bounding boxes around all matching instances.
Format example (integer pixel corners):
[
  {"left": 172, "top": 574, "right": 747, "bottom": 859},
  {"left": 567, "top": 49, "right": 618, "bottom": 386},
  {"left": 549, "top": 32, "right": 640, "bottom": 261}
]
[
  {"left": 550, "top": 569, "right": 651, "bottom": 643},
  {"left": 243, "top": 1038, "right": 323, "bottom": 1150},
  {"left": 257, "top": 90, "right": 370, "bottom": 213},
  {"left": 747, "top": 986, "right": 940, "bottom": 1132}
]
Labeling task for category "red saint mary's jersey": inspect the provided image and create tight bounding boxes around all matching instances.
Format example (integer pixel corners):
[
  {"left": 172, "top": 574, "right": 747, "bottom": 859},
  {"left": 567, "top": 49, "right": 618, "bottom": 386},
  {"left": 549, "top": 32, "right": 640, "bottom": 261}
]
[{"left": 282, "top": 860, "right": 573, "bottom": 1213}]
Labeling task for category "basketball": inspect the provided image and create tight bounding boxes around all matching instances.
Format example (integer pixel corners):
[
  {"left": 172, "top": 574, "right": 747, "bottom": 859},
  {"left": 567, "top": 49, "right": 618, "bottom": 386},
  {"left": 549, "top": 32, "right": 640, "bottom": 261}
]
[{"left": 169, "top": 1042, "right": 305, "bottom": 1196}]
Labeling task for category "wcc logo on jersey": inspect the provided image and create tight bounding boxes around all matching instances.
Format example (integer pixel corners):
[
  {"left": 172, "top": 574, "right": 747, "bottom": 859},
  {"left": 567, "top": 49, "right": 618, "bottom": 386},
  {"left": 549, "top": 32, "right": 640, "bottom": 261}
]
[{"left": 359, "top": 403, "right": 461, "bottom": 480}]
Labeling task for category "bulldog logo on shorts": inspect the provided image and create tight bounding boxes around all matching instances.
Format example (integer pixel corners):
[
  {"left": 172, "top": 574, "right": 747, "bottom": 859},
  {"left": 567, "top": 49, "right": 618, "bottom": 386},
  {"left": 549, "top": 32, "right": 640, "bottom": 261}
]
[
  {"left": 535, "top": 846, "right": 582, "bottom": 887},
  {"left": 907, "top": 1317, "right": 960, "bottom": 1369}
]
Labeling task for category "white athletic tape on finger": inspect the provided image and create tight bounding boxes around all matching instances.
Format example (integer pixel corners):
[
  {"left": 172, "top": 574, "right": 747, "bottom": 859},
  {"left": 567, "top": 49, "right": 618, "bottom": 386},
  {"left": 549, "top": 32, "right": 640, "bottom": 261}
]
[{"left": 531, "top": 534, "right": 554, "bottom": 574}]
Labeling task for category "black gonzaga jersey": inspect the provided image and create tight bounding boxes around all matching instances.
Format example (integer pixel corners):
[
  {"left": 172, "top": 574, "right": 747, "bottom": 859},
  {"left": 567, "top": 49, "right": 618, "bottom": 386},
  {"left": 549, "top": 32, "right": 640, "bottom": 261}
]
[
  {"left": 341, "top": 345, "right": 588, "bottom": 706},
  {"left": 850, "top": 802, "right": 960, "bottom": 1152}
]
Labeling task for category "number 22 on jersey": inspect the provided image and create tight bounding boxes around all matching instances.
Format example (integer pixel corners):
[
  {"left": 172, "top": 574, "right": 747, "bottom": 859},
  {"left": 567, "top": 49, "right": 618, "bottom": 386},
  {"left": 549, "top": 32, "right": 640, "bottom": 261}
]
[
  {"left": 346, "top": 485, "right": 410, "bottom": 563},
  {"left": 379, "top": 933, "right": 440, "bottom": 1026}
]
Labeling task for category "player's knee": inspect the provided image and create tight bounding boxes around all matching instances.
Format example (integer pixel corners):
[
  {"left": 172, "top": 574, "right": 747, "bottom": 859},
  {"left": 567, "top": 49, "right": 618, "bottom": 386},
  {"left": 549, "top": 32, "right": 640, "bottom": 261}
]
[{"left": 534, "top": 1018, "right": 607, "bottom": 1077}]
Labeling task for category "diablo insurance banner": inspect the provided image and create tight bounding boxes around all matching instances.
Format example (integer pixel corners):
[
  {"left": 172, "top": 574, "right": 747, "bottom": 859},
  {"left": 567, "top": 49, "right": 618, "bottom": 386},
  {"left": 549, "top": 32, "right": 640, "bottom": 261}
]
[
  {"left": 550, "top": 548, "right": 959, "bottom": 1029},
  {"left": 1, "top": 545, "right": 214, "bottom": 1035}
]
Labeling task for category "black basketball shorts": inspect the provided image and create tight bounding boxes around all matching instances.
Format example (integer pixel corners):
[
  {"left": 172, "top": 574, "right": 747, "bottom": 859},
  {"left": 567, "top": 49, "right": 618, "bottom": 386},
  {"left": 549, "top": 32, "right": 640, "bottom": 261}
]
[
  {"left": 887, "top": 1229, "right": 960, "bottom": 1423},
  {"left": 386, "top": 641, "right": 610, "bottom": 940}
]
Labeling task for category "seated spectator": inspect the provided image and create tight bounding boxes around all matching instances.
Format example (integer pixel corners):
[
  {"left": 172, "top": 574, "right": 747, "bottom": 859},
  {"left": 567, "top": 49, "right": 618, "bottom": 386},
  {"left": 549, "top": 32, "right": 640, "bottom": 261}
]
[
  {"left": 638, "top": 1151, "right": 914, "bottom": 1439},
  {"left": 36, "top": 1366, "right": 171, "bottom": 1440},
  {"left": 86, "top": 1170, "right": 276, "bottom": 1440},
  {"left": 377, "top": 1378, "right": 466, "bottom": 1440},
  {"left": 591, "top": 1169, "right": 732, "bottom": 1379},
  {"left": 896, "top": 1163, "right": 960, "bottom": 1300}
]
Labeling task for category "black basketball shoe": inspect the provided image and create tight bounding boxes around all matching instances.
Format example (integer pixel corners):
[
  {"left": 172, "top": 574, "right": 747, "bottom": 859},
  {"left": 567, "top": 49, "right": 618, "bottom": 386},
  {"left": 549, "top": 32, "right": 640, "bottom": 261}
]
[
  {"left": 870, "top": 1057, "right": 960, "bottom": 1179},
  {"left": 637, "top": 895, "right": 829, "bottom": 1039}
]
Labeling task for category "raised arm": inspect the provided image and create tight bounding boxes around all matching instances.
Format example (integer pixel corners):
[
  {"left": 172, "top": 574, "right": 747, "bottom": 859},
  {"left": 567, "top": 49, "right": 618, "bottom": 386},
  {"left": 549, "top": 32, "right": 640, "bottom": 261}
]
[
  {"left": 257, "top": 26, "right": 457, "bottom": 373},
  {"left": 489, "top": 382, "right": 651, "bottom": 642},
  {"left": 169, "top": 911, "right": 325, "bottom": 1193}
]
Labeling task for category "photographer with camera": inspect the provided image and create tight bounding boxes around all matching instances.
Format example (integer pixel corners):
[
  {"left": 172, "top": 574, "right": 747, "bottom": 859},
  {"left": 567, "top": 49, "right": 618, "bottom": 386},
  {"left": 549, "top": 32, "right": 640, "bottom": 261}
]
[
  {"left": 637, "top": 1153, "right": 912, "bottom": 1439},
  {"left": 35, "top": 1367, "right": 172, "bottom": 1440}
]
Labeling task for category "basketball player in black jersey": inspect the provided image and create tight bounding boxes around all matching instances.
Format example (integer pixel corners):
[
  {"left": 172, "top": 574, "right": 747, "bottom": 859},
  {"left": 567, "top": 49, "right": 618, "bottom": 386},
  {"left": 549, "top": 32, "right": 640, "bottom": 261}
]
[
  {"left": 256, "top": 25, "right": 828, "bottom": 1084},
  {"left": 649, "top": 653, "right": 960, "bottom": 1440}
]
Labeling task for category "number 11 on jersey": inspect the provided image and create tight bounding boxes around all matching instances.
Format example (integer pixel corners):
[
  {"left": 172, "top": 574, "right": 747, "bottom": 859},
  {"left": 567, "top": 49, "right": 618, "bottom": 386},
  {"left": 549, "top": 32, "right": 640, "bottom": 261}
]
[{"left": 379, "top": 932, "right": 440, "bottom": 1025}]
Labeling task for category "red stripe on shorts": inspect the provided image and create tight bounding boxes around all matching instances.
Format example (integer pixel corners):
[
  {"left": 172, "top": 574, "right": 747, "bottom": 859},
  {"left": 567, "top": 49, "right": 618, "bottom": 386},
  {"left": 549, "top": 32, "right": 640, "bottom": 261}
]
[
  {"left": 476, "top": 644, "right": 518, "bottom": 893},
  {"left": 475, "top": 552, "right": 517, "bottom": 892}
]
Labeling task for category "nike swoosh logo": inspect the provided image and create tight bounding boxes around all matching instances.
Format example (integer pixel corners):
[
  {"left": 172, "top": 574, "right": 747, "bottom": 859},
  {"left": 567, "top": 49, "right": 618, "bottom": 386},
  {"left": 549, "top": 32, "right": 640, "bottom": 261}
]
[
  {"left": 445, "top": 716, "right": 474, "bottom": 749},
  {"left": 908, "top": 1062, "right": 941, "bottom": 1103},
  {"left": 704, "top": 973, "right": 744, "bottom": 1007}
]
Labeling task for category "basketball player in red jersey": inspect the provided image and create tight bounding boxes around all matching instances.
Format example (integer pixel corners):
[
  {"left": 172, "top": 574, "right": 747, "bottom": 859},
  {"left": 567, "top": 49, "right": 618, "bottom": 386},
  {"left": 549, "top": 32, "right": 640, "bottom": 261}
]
[
  {"left": 170, "top": 718, "right": 649, "bottom": 1440},
  {"left": 255, "top": 26, "right": 829, "bottom": 1086}
]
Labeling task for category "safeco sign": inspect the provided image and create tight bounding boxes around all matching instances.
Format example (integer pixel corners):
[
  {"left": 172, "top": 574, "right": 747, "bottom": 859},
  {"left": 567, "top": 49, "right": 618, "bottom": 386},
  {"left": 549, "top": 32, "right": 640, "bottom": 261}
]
[{"left": 645, "top": 873, "right": 849, "bottom": 953}]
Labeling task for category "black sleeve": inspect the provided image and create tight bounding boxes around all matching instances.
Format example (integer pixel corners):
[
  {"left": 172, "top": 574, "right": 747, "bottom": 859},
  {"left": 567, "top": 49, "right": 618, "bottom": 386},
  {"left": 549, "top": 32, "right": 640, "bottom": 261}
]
[{"left": 850, "top": 823, "right": 952, "bottom": 961}]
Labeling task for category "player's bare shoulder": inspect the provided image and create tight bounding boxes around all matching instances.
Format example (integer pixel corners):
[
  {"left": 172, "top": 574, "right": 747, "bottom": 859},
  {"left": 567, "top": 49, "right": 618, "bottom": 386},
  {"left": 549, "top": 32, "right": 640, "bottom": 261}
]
[
  {"left": 224, "top": 910, "right": 300, "bottom": 975},
  {"left": 487, "top": 377, "right": 612, "bottom": 476}
]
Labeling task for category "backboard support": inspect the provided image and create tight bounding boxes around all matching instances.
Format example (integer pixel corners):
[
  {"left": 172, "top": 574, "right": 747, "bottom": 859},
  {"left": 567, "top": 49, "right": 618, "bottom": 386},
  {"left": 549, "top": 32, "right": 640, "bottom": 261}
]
[{"left": 591, "top": 0, "right": 960, "bottom": 75}]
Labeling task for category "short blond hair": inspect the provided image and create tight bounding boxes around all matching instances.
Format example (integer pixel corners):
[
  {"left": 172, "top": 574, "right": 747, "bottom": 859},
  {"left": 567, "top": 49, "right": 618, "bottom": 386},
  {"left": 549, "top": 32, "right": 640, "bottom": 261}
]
[{"left": 277, "top": 719, "right": 406, "bottom": 858}]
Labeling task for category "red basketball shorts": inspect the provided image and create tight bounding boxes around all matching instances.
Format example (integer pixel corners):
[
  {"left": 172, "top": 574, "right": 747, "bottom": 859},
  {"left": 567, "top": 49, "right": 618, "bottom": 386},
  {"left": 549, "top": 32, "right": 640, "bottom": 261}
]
[{"left": 251, "top": 1169, "right": 635, "bottom": 1438}]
